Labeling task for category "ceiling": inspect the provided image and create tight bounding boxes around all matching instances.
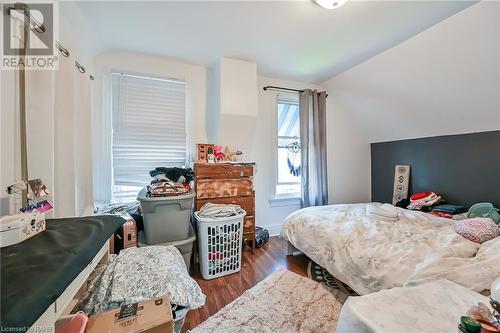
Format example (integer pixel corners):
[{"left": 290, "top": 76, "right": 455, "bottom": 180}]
[{"left": 76, "top": 0, "right": 476, "bottom": 83}]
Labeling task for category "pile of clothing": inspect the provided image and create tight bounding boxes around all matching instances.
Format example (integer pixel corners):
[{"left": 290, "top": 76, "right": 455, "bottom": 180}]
[
  {"left": 407, "top": 191, "right": 442, "bottom": 211},
  {"left": 147, "top": 167, "right": 194, "bottom": 197},
  {"left": 430, "top": 204, "right": 466, "bottom": 219}
]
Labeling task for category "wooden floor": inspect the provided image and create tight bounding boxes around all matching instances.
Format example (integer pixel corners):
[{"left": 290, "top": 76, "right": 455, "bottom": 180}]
[{"left": 182, "top": 236, "right": 309, "bottom": 332}]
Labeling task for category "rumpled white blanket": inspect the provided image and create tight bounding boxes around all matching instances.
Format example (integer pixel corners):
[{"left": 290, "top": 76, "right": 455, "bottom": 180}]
[{"left": 281, "top": 203, "right": 500, "bottom": 295}]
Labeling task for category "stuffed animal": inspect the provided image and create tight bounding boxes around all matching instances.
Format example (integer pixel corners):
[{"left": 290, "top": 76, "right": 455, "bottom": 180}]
[{"left": 214, "top": 145, "right": 225, "bottom": 161}]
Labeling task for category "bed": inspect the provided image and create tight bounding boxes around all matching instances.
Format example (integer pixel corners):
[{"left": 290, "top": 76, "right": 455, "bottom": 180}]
[
  {"left": 281, "top": 203, "right": 500, "bottom": 295},
  {"left": 1, "top": 215, "right": 124, "bottom": 331}
]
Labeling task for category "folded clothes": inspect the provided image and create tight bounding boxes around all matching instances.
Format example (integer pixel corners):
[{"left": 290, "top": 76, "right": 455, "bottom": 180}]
[
  {"left": 147, "top": 180, "right": 189, "bottom": 197},
  {"left": 410, "top": 192, "right": 434, "bottom": 201},
  {"left": 429, "top": 211, "right": 453, "bottom": 219},
  {"left": 197, "top": 203, "right": 245, "bottom": 218},
  {"left": 367, "top": 204, "right": 399, "bottom": 222},
  {"left": 432, "top": 204, "right": 465, "bottom": 214},
  {"left": 408, "top": 195, "right": 442, "bottom": 210}
]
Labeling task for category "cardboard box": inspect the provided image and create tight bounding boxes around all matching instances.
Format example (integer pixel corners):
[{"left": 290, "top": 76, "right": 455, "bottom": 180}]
[{"left": 85, "top": 297, "right": 173, "bottom": 333}]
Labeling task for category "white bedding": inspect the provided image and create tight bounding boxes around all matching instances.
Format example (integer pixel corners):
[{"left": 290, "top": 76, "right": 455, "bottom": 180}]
[{"left": 281, "top": 203, "right": 500, "bottom": 295}]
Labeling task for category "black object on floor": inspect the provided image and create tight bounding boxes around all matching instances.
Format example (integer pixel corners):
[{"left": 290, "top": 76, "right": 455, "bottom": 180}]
[
  {"left": 255, "top": 227, "right": 269, "bottom": 248},
  {"left": 307, "top": 261, "right": 357, "bottom": 296}
]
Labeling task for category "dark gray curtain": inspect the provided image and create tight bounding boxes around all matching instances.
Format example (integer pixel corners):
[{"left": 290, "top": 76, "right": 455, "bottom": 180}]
[{"left": 299, "top": 89, "right": 328, "bottom": 207}]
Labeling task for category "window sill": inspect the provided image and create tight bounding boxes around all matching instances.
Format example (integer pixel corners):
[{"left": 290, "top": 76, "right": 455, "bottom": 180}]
[{"left": 269, "top": 196, "right": 301, "bottom": 207}]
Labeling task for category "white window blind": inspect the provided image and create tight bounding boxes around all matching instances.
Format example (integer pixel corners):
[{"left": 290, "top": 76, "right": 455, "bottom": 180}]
[{"left": 111, "top": 72, "right": 187, "bottom": 202}]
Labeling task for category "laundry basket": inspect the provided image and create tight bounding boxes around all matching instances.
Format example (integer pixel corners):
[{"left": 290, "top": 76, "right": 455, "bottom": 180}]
[{"left": 194, "top": 210, "right": 246, "bottom": 280}]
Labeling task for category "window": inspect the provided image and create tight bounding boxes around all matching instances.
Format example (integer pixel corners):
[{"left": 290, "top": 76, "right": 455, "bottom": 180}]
[
  {"left": 276, "top": 98, "right": 301, "bottom": 197},
  {"left": 111, "top": 72, "right": 187, "bottom": 202}
]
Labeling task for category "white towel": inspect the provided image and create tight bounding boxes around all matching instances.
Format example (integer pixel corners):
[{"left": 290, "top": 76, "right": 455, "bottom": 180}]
[
  {"left": 197, "top": 203, "right": 245, "bottom": 218},
  {"left": 367, "top": 203, "right": 399, "bottom": 222}
]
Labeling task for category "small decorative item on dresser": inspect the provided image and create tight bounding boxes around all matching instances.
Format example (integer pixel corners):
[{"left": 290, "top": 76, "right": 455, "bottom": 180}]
[{"left": 197, "top": 143, "right": 215, "bottom": 162}]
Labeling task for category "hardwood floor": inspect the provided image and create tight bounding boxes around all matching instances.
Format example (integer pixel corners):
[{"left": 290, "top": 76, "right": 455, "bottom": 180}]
[{"left": 182, "top": 236, "right": 309, "bottom": 332}]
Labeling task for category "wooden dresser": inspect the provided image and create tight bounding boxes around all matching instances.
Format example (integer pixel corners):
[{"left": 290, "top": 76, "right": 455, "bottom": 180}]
[{"left": 194, "top": 162, "right": 256, "bottom": 253}]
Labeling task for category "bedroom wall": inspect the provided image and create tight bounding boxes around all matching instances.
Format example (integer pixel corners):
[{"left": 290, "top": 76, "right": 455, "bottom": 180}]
[
  {"left": 0, "top": 2, "right": 101, "bottom": 216},
  {"left": 92, "top": 53, "right": 320, "bottom": 235},
  {"left": 322, "top": 1, "right": 500, "bottom": 203}
]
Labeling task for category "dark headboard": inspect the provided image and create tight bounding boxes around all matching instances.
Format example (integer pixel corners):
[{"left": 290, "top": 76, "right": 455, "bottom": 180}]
[{"left": 371, "top": 130, "right": 500, "bottom": 209}]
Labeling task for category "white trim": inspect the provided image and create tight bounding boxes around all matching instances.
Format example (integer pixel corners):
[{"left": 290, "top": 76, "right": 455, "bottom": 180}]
[
  {"left": 269, "top": 196, "right": 301, "bottom": 207},
  {"left": 269, "top": 92, "right": 301, "bottom": 202}
]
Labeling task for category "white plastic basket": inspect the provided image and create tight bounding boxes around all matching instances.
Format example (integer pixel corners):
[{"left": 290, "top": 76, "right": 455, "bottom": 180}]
[{"left": 194, "top": 210, "right": 246, "bottom": 280}]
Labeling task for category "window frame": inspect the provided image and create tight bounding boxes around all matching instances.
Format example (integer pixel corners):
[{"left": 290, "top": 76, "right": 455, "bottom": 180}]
[
  {"left": 108, "top": 70, "right": 190, "bottom": 202},
  {"left": 269, "top": 92, "right": 302, "bottom": 205}
]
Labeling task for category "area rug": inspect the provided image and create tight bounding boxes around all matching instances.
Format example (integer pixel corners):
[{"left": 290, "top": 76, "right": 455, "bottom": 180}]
[
  {"left": 189, "top": 269, "right": 345, "bottom": 333},
  {"left": 307, "top": 261, "right": 358, "bottom": 296}
]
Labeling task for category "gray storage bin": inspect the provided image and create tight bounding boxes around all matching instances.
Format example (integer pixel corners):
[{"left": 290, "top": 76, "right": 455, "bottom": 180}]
[
  {"left": 138, "top": 224, "right": 196, "bottom": 271},
  {"left": 137, "top": 188, "right": 195, "bottom": 244}
]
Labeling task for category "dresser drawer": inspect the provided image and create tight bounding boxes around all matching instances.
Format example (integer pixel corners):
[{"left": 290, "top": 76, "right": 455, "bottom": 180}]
[
  {"left": 196, "top": 164, "right": 253, "bottom": 179},
  {"left": 195, "top": 197, "right": 255, "bottom": 215},
  {"left": 243, "top": 216, "right": 255, "bottom": 234},
  {"left": 196, "top": 178, "right": 254, "bottom": 199}
]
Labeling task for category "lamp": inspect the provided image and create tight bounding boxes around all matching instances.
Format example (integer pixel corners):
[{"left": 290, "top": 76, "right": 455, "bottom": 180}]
[
  {"left": 492, "top": 277, "right": 500, "bottom": 322},
  {"left": 314, "top": 0, "right": 348, "bottom": 9}
]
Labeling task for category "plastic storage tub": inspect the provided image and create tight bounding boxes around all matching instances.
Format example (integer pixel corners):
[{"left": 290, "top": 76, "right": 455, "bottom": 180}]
[
  {"left": 138, "top": 224, "right": 196, "bottom": 271},
  {"left": 194, "top": 210, "right": 246, "bottom": 280},
  {"left": 137, "top": 188, "right": 195, "bottom": 244}
]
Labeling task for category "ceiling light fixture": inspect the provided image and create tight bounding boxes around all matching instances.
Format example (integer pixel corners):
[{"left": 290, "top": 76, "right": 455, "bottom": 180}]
[{"left": 314, "top": 0, "right": 348, "bottom": 10}]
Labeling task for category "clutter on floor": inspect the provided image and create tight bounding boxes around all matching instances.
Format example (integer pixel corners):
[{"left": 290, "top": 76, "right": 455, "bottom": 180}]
[
  {"left": 307, "top": 261, "right": 357, "bottom": 296},
  {"left": 195, "top": 206, "right": 246, "bottom": 280},
  {"left": 190, "top": 269, "right": 344, "bottom": 333},
  {"left": 78, "top": 246, "right": 205, "bottom": 315},
  {"left": 74, "top": 246, "right": 205, "bottom": 333},
  {"left": 255, "top": 226, "right": 269, "bottom": 248},
  {"left": 85, "top": 297, "right": 173, "bottom": 333}
]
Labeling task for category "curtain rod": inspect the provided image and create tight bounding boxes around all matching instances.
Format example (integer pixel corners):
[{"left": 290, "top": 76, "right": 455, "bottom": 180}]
[
  {"left": 7, "top": 3, "right": 94, "bottom": 80},
  {"left": 263, "top": 85, "right": 328, "bottom": 98}
]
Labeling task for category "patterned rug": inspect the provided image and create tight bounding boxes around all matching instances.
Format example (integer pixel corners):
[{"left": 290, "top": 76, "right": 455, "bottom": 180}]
[
  {"left": 307, "top": 261, "right": 358, "bottom": 296},
  {"left": 189, "top": 269, "right": 345, "bottom": 333}
]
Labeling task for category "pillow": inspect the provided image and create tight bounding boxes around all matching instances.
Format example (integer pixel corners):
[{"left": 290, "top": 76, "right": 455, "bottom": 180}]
[{"left": 454, "top": 218, "right": 500, "bottom": 244}]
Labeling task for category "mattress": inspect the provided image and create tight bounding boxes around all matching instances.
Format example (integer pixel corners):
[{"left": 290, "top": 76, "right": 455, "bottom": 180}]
[
  {"left": 281, "top": 203, "right": 500, "bottom": 295},
  {"left": 1, "top": 215, "right": 124, "bottom": 330}
]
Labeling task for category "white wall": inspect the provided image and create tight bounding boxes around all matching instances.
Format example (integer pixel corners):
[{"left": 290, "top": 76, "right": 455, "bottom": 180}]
[
  {"left": 322, "top": 1, "right": 500, "bottom": 204},
  {"left": 92, "top": 51, "right": 209, "bottom": 202}
]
